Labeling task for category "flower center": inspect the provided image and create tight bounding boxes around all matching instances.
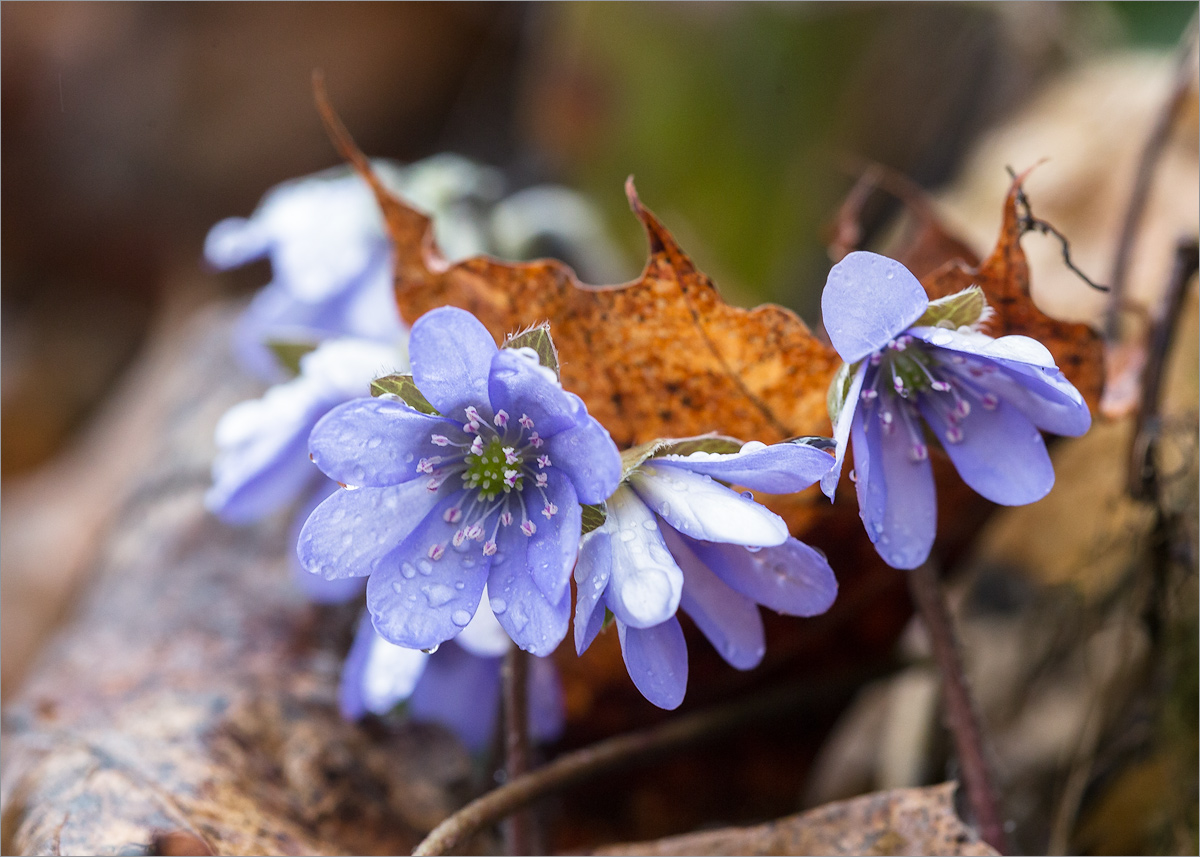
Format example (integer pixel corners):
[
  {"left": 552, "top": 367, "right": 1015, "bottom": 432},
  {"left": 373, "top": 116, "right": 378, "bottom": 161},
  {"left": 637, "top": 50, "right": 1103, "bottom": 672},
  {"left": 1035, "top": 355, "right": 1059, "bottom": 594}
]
[{"left": 463, "top": 436, "right": 523, "bottom": 501}]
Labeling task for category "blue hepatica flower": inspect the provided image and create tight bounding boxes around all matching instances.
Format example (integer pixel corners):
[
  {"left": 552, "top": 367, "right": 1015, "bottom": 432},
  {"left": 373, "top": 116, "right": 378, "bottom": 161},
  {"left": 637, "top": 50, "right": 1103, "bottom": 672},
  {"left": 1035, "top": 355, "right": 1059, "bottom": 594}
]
[
  {"left": 299, "top": 306, "right": 622, "bottom": 655},
  {"left": 573, "top": 440, "right": 839, "bottom": 709},
  {"left": 820, "top": 251, "right": 1092, "bottom": 570},
  {"left": 205, "top": 156, "right": 500, "bottom": 382},
  {"left": 207, "top": 337, "right": 406, "bottom": 602},
  {"left": 340, "top": 593, "right": 564, "bottom": 750}
]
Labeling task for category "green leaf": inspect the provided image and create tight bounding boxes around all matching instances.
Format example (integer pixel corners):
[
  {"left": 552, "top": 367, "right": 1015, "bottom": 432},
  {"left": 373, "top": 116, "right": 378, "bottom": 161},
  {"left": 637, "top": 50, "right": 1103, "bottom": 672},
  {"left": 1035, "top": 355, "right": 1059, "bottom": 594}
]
[
  {"left": 265, "top": 339, "right": 319, "bottom": 376},
  {"left": 502, "top": 323, "right": 560, "bottom": 380},
  {"left": 827, "top": 360, "right": 855, "bottom": 428},
  {"left": 602, "top": 608, "right": 616, "bottom": 631},
  {"left": 370, "top": 374, "right": 439, "bottom": 415},
  {"left": 915, "top": 285, "right": 987, "bottom": 330},
  {"left": 581, "top": 502, "right": 607, "bottom": 535}
]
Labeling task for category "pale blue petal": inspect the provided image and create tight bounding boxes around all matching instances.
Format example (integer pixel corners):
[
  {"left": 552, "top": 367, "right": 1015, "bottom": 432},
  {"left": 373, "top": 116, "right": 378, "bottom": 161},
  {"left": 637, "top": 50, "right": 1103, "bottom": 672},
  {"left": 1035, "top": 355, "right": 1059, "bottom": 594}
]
[
  {"left": 660, "top": 526, "right": 765, "bottom": 670},
  {"left": 289, "top": 482, "right": 365, "bottom": 603},
  {"left": 680, "top": 534, "right": 838, "bottom": 617},
  {"left": 574, "top": 529, "right": 613, "bottom": 654},
  {"left": 528, "top": 655, "right": 566, "bottom": 743},
  {"left": 919, "top": 393, "right": 1054, "bottom": 506},
  {"left": 856, "top": 398, "right": 937, "bottom": 569},
  {"left": 523, "top": 471, "right": 581, "bottom": 602},
  {"left": 822, "top": 251, "right": 928, "bottom": 363},
  {"left": 821, "top": 361, "right": 867, "bottom": 500},
  {"left": 658, "top": 439, "right": 834, "bottom": 495},
  {"left": 409, "top": 307, "right": 497, "bottom": 421},
  {"left": 205, "top": 216, "right": 270, "bottom": 269},
  {"left": 297, "top": 479, "right": 442, "bottom": 580},
  {"left": 488, "top": 348, "right": 582, "bottom": 437},
  {"left": 488, "top": 522, "right": 572, "bottom": 656},
  {"left": 618, "top": 618, "right": 689, "bottom": 710},
  {"left": 309, "top": 397, "right": 449, "bottom": 487},
  {"left": 366, "top": 491, "right": 491, "bottom": 650},
  {"left": 409, "top": 644, "right": 502, "bottom": 751},
  {"left": 543, "top": 405, "right": 622, "bottom": 505},
  {"left": 629, "top": 464, "right": 788, "bottom": 547}
]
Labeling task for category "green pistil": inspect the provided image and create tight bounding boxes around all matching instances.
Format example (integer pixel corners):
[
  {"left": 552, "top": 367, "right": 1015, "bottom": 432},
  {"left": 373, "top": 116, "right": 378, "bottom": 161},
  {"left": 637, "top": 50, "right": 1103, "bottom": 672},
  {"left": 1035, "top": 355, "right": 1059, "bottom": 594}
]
[
  {"left": 462, "top": 436, "right": 523, "bottom": 501},
  {"left": 888, "top": 349, "right": 935, "bottom": 396}
]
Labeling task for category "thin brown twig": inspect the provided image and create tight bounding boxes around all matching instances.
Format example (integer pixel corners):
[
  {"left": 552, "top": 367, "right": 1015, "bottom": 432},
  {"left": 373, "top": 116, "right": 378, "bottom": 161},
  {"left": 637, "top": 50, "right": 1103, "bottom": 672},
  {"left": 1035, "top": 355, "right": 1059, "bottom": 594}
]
[
  {"left": 907, "top": 562, "right": 1009, "bottom": 854},
  {"left": 502, "top": 648, "right": 535, "bottom": 856},
  {"left": 411, "top": 666, "right": 890, "bottom": 856},
  {"left": 1127, "top": 238, "right": 1200, "bottom": 501},
  {"left": 1005, "top": 165, "right": 1109, "bottom": 293},
  {"left": 1106, "top": 17, "right": 1199, "bottom": 341}
]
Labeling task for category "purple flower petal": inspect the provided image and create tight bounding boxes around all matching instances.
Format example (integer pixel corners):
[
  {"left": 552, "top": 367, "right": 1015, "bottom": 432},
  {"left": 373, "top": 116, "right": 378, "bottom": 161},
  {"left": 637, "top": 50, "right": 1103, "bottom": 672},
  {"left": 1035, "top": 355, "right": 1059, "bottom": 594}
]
[
  {"left": 679, "top": 533, "right": 837, "bottom": 617},
  {"left": 340, "top": 615, "right": 431, "bottom": 720},
  {"left": 488, "top": 522, "right": 572, "bottom": 655},
  {"left": 822, "top": 251, "right": 929, "bottom": 363},
  {"left": 366, "top": 491, "right": 492, "bottom": 650},
  {"left": 290, "top": 482, "right": 365, "bottom": 603},
  {"left": 855, "top": 399, "right": 937, "bottom": 569},
  {"left": 409, "top": 643, "right": 503, "bottom": 751},
  {"left": 208, "top": 431, "right": 319, "bottom": 524},
  {"left": 298, "top": 479, "right": 442, "bottom": 580},
  {"left": 309, "top": 398, "right": 449, "bottom": 487},
  {"left": 528, "top": 655, "right": 566, "bottom": 743},
  {"left": 821, "top": 362, "right": 867, "bottom": 500},
  {"left": 617, "top": 617, "right": 688, "bottom": 710},
  {"left": 660, "top": 526, "right": 765, "bottom": 670},
  {"left": 205, "top": 216, "right": 269, "bottom": 270},
  {"left": 488, "top": 348, "right": 583, "bottom": 437},
  {"left": 630, "top": 464, "right": 788, "bottom": 547},
  {"left": 573, "top": 530, "right": 612, "bottom": 654},
  {"left": 914, "top": 329, "right": 1091, "bottom": 437},
  {"left": 523, "top": 472, "right": 581, "bottom": 602},
  {"left": 542, "top": 406, "right": 622, "bottom": 505},
  {"left": 603, "top": 488, "right": 684, "bottom": 629},
  {"left": 409, "top": 307, "right": 497, "bottom": 421},
  {"left": 659, "top": 440, "right": 834, "bottom": 495},
  {"left": 919, "top": 393, "right": 1054, "bottom": 506}
]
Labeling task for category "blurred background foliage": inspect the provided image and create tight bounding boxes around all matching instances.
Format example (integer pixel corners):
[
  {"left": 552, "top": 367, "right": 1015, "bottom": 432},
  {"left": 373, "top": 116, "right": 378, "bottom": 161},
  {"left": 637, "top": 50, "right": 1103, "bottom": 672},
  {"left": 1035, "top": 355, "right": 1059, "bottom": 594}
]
[{"left": 2, "top": 1, "right": 1192, "bottom": 477}]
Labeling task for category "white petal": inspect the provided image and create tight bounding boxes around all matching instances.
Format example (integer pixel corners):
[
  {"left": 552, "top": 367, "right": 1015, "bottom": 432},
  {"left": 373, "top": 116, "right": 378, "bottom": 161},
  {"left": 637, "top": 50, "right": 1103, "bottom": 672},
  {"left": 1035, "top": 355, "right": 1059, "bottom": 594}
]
[
  {"left": 603, "top": 486, "right": 684, "bottom": 629},
  {"left": 629, "top": 465, "right": 788, "bottom": 547},
  {"left": 910, "top": 326, "right": 1056, "bottom": 368},
  {"left": 362, "top": 631, "right": 430, "bottom": 714}
]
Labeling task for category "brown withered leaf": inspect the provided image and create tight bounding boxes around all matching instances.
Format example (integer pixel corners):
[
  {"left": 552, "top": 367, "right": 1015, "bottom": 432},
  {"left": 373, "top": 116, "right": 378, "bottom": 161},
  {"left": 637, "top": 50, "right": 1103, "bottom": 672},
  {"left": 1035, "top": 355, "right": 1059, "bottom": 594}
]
[
  {"left": 316, "top": 82, "right": 841, "bottom": 451},
  {"left": 592, "top": 782, "right": 997, "bottom": 857},
  {"left": 921, "top": 168, "right": 1106, "bottom": 411}
]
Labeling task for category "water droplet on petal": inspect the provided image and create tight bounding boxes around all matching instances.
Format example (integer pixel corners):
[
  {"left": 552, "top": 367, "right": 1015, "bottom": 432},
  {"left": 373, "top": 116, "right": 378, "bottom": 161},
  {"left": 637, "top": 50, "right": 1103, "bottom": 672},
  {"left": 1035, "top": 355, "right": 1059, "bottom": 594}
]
[
  {"left": 619, "top": 530, "right": 637, "bottom": 543},
  {"left": 451, "top": 609, "right": 471, "bottom": 626},
  {"left": 490, "top": 597, "right": 507, "bottom": 614},
  {"left": 417, "top": 559, "right": 433, "bottom": 575},
  {"left": 422, "top": 583, "right": 455, "bottom": 607},
  {"left": 400, "top": 563, "right": 417, "bottom": 579},
  {"left": 367, "top": 437, "right": 382, "bottom": 449}
]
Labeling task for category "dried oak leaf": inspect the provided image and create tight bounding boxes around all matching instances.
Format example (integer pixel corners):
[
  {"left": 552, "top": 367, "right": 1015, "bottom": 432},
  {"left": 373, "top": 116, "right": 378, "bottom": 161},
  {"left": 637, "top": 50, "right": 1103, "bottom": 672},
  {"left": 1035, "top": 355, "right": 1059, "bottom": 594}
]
[
  {"left": 592, "top": 782, "right": 997, "bottom": 857},
  {"left": 317, "top": 87, "right": 841, "bottom": 451},
  {"left": 920, "top": 169, "right": 1106, "bottom": 411}
]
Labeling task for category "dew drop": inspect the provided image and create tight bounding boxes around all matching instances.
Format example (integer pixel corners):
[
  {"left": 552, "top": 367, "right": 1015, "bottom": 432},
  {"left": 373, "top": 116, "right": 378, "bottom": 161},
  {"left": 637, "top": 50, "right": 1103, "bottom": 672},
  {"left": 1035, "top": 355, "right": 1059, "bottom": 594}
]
[
  {"left": 404, "top": 452, "right": 415, "bottom": 463},
  {"left": 492, "top": 553, "right": 505, "bottom": 566},
  {"left": 642, "top": 519, "right": 657, "bottom": 530},
  {"left": 454, "top": 580, "right": 465, "bottom": 590},
  {"left": 417, "top": 559, "right": 433, "bottom": 575},
  {"left": 619, "top": 530, "right": 637, "bottom": 543},
  {"left": 367, "top": 437, "right": 382, "bottom": 449},
  {"left": 400, "top": 563, "right": 417, "bottom": 579},
  {"left": 341, "top": 532, "right": 354, "bottom": 547},
  {"left": 391, "top": 581, "right": 404, "bottom": 594},
  {"left": 422, "top": 583, "right": 455, "bottom": 607},
  {"left": 451, "top": 609, "right": 472, "bottom": 626},
  {"left": 421, "top": 644, "right": 440, "bottom": 655},
  {"left": 489, "top": 597, "right": 507, "bottom": 614}
]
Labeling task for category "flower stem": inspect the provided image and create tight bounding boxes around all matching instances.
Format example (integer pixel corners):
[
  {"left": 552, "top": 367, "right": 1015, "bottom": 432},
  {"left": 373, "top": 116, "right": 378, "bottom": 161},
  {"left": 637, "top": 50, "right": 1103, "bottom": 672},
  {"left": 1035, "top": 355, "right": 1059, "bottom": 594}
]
[
  {"left": 411, "top": 666, "right": 890, "bottom": 857},
  {"left": 907, "top": 562, "right": 1009, "bottom": 854},
  {"left": 501, "top": 648, "right": 534, "bottom": 856}
]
